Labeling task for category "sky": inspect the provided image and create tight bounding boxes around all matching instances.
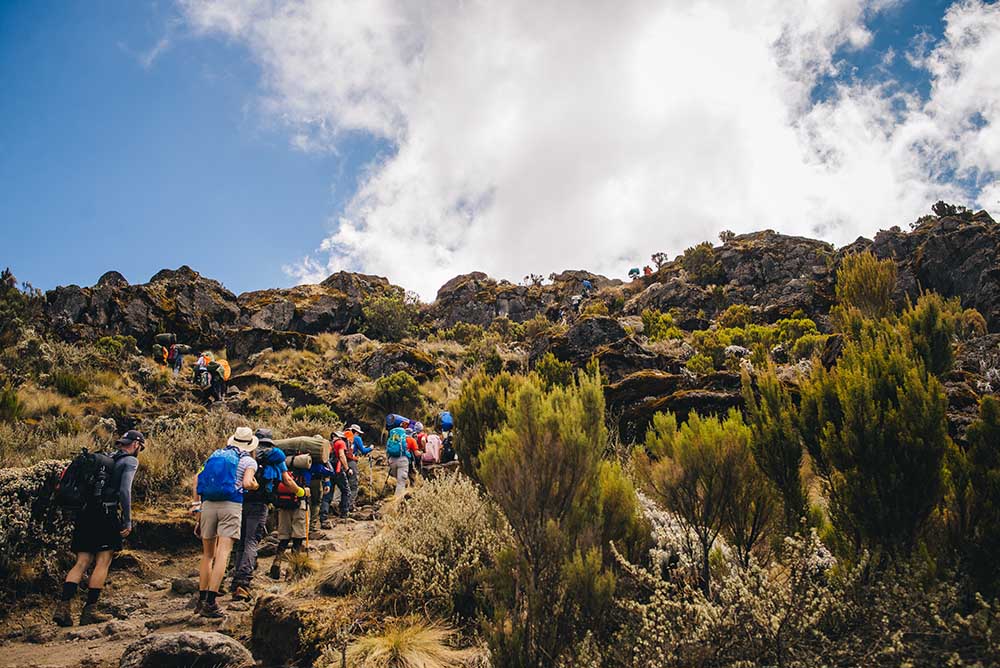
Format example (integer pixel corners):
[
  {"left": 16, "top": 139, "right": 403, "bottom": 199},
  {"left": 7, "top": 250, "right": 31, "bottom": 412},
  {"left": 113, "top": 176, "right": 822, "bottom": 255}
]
[{"left": 1, "top": 0, "right": 999, "bottom": 300}]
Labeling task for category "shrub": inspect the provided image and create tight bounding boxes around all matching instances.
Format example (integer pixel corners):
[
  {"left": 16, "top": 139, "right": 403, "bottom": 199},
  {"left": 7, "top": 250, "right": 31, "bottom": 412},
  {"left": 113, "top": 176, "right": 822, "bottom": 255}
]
[
  {"left": 717, "top": 303, "right": 752, "bottom": 328},
  {"left": 290, "top": 404, "right": 341, "bottom": 426},
  {"left": 899, "top": 291, "right": 960, "bottom": 376},
  {"left": 489, "top": 316, "right": 525, "bottom": 342},
  {"left": 836, "top": 251, "right": 897, "bottom": 319},
  {"left": 680, "top": 242, "right": 725, "bottom": 285},
  {"left": 641, "top": 309, "right": 683, "bottom": 342},
  {"left": 51, "top": 369, "right": 89, "bottom": 397},
  {"left": 0, "top": 384, "right": 22, "bottom": 422},
  {"left": 533, "top": 352, "right": 574, "bottom": 389},
  {"left": 441, "top": 321, "right": 485, "bottom": 344},
  {"left": 244, "top": 383, "right": 287, "bottom": 417},
  {"left": 360, "top": 475, "right": 511, "bottom": 620},
  {"left": 684, "top": 353, "right": 714, "bottom": 375},
  {"left": 449, "top": 371, "right": 526, "bottom": 479},
  {"left": 791, "top": 333, "right": 828, "bottom": 360},
  {"left": 341, "top": 620, "right": 478, "bottom": 668},
  {"left": 799, "top": 331, "right": 949, "bottom": 562},
  {"left": 362, "top": 291, "right": 413, "bottom": 343},
  {"left": 522, "top": 313, "right": 554, "bottom": 340},
  {"left": 742, "top": 365, "right": 806, "bottom": 532},
  {"left": 581, "top": 301, "right": 609, "bottom": 317},
  {"left": 635, "top": 410, "right": 776, "bottom": 593},
  {"left": 93, "top": 334, "right": 137, "bottom": 358},
  {"left": 0, "top": 268, "right": 43, "bottom": 347},
  {"left": 374, "top": 371, "right": 423, "bottom": 416},
  {"left": 477, "top": 365, "right": 649, "bottom": 666}
]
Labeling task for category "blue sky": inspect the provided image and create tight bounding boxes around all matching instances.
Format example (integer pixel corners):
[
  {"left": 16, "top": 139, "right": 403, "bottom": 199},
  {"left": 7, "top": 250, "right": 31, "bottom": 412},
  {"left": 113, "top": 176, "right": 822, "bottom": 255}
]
[
  {"left": 0, "top": 1, "right": 385, "bottom": 294},
  {"left": 1, "top": 1, "right": 997, "bottom": 298}
]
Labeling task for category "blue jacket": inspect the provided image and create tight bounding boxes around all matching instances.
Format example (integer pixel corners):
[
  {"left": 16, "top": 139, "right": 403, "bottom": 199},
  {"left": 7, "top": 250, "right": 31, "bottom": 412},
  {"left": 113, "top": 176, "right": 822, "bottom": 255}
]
[{"left": 353, "top": 435, "right": 372, "bottom": 457}]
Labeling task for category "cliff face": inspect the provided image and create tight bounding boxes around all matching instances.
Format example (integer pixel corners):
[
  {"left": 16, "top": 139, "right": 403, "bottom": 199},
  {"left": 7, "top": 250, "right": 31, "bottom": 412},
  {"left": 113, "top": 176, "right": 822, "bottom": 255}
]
[{"left": 39, "top": 210, "right": 1000, "bottom": 362}]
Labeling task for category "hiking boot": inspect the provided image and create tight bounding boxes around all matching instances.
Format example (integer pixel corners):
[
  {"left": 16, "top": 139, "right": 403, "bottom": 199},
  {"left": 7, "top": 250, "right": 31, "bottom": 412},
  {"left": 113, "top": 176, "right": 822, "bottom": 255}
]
[
  {"left": 192, "top": 595, "right": 203, "bottom": 614},
  {"left": 320, "top": 519, "right": 332, "bottom": 530},
  {"left": 79, "top": 604, "right": 112, "bottom": 626},
  {"left": 199, "top": 600, "right": 224, "bottom": 619},
  {"left": 233, "top": 585, "right": 252, "bottom": 602},
  {"left": 268, "top": 562, "right": 281, "bottom": 580},
  {"left": 53, "top": 600, "right": 73, "bottom": 628}
]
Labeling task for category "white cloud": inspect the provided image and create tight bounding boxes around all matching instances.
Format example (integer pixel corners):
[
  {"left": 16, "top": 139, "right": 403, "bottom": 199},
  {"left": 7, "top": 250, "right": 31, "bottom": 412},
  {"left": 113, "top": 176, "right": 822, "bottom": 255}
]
[{"left": 182, "top": 0, "right": 1000, "bottom": 299}]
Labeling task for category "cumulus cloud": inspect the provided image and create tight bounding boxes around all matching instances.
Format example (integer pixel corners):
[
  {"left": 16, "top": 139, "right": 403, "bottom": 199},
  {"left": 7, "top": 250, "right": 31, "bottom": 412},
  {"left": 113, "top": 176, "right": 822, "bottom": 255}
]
[{"left": 181, "top": 0, "right": 1000, "bottom": 299}]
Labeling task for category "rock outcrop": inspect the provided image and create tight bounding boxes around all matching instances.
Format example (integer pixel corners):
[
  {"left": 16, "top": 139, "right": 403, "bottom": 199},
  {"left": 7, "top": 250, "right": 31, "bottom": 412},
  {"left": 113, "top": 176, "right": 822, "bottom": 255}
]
[{"left": 119, "top": 631, "right": 254, "bottom": 668}]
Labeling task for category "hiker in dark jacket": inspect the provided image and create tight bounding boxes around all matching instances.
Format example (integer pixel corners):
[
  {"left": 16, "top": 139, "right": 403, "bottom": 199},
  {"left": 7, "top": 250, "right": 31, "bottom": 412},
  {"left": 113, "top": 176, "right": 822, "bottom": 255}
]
[
  {"left": 53, "top": 430, "right": 144, "bottom": 627},
  {"left": 345, "top": 424, "right": 371, "bottom": 511}
]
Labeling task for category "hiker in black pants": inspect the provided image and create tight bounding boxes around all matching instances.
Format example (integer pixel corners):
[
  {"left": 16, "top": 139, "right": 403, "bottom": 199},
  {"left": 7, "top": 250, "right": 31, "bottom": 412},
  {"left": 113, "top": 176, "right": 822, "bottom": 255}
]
[{"left": 53, "top": 430, "right": 144, "bottom": 627}]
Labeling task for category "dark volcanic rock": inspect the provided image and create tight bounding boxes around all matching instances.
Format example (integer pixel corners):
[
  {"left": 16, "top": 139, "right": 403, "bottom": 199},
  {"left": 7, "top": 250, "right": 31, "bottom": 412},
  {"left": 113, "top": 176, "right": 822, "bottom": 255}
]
[
  {"left": 44, "top": 265, "right": 240, "bottom": 349},
  {"left": 361, "top": 343, "right": 438, "bottom": 381},
  {"left": 537, "top": 316, "right": 629, "bottom": 364},
  {"left": 252, "top": 594, "right": 338, "bottom": 667},
  {"left": 119, "top": 631, "right": 254, "bottom": 668},
  {"left": 227, "top": 328, "right": 319, "bottom": 361}
]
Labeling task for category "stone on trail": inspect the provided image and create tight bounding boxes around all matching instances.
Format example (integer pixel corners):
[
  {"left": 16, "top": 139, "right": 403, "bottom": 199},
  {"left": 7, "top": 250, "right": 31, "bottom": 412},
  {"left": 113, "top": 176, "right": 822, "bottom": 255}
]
[
  {"left": 119, "top": 631, "right": 254, "bottom": 668},
  {"left": 170, "top": 577, "right": 199, "bottom": 595}
]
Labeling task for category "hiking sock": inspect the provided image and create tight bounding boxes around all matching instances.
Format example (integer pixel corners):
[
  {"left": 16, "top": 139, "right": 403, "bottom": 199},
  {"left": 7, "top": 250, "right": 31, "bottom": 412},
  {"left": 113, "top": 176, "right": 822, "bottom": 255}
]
[
  {"left": 199, "top": 590, "right": 208, "bottom": 602},
  {"left": 291, "top": 538, "right": 304, "bottom": 552},
  {"left": 206, "top": 591, "right": 218, "bottom": 605},
  {"left": 85, "top": 588, "right": 101, "bottom": 606},
  {"left": 60, "top": 581, "right": 79, "bottom": 602}
]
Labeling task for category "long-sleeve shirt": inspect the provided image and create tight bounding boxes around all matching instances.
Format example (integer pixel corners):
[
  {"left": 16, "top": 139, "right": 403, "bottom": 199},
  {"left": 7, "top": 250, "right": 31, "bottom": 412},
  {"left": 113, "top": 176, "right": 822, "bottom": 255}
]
[
  {"left": 352, "top": 435, "right": 372, "bottom": 458},
  {"left": 109, "top": 453, "right": 139, "bottom": 530}
]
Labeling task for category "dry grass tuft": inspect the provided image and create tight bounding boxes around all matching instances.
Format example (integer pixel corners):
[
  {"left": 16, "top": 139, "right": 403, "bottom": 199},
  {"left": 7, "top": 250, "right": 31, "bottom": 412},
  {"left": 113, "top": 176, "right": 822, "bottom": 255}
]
[
  {"left": 285, "top": 550, "right": 319, "bottom": 580},
  {"left": 344, "top": 620, "right": 479, "bottom": 668},
  {"left": 17, "top": 385, "right": 80, "bottom": 419}
]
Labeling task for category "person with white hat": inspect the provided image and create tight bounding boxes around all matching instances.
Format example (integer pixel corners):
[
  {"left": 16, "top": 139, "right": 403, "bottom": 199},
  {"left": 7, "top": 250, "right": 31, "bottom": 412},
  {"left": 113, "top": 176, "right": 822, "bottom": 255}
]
[
  {"left": 344, "top": 423, "right": 371, "bottom": 512},
  {"left": 191, "top": 426, "right": 259, "bottom": 618}
]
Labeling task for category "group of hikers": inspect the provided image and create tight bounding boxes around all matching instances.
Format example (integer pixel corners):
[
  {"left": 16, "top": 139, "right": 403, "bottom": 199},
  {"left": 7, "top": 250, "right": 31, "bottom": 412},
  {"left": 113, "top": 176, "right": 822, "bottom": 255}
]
[
  {"left": 151, "top": 333, "right": 230, "bottom": 401},
  {"left": 51, "top": 411, "right": 456, "bottom": 624}
]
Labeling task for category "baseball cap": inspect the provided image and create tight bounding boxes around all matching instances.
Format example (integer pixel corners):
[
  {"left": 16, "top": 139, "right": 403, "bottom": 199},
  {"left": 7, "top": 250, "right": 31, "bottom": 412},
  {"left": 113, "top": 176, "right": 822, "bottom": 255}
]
[{"left": 116, "top": 430, "right": 146, "bottom": 449}]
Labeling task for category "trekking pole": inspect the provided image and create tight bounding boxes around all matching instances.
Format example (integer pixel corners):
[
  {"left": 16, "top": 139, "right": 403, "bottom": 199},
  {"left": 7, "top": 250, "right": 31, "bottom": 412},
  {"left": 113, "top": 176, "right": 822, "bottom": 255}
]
[
  {"left": 304, "top": 501, "right": 310, "bottom": 549},
  {"left": 367, "top": 457, "right": 374, "bottom": 500}
]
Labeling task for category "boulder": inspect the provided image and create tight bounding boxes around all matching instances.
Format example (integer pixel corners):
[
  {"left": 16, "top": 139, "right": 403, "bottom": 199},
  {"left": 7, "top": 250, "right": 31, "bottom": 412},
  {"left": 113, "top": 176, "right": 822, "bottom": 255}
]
[
  {"left": 227, "top": 328, "right": 318, "bottom": 361},
  {"left": 338, "top": 332, "right": 372, "bottom": 353},
  {"left": 535, "top": 316, "right": 629, "bottom": 365},
  {"left": 252, "top": 594, "right": 341, "bottom": 667},
  {"left": 361, "top": 343, "right": 438, "bottom": 381},
  {"left": 119, "top": 631, "right": 254, "bottom": 668}
]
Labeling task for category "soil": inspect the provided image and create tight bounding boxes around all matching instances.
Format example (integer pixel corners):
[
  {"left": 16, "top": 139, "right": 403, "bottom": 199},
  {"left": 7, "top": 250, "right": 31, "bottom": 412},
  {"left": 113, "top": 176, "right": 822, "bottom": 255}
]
[{"left": 0, "top": 501, "right": 380, "bottom": 668}]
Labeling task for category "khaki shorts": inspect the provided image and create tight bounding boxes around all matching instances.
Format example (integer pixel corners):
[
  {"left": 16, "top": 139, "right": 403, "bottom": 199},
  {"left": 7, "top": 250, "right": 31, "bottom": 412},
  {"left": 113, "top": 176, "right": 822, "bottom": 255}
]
[
  {"left": 277, "top": 506, "right": 308, "bottom": 540},
  {"left": 200, "top": 501, "right": 243, "bottom": 540}
]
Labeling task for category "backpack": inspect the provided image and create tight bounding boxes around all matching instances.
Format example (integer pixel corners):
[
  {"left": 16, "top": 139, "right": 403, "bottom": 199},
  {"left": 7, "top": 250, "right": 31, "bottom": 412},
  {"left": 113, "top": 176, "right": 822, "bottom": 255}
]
[
  {"left": 57, "top": 449, "right": 116, "bottom": 511},
  {"left": 246, "top": 447, "right": 286, "bottom": 504},
  {"left": 441, "top": 434, "right": 456, "bottom": 463},
  {"left": 196, "top": 447, "right": 242, "bottom": 502},
  {"left": 386, "top": 427, "right": 407, "bottom": 458},
  {"left": 422, "top": 434, "right": 442, "bottom": 464},
  {"left": 274, "top": 470, "right": 306, "bottom": 510},
  {"left": 440, "top": 411, "right": 454, "bottom": 432}
]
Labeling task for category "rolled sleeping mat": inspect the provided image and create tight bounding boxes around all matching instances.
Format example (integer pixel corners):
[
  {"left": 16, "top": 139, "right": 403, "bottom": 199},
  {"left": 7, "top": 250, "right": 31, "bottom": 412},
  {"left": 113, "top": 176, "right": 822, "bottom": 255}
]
[
  {"left": 155, "top": 332, "right": 177, "bottom": 346},
  {"left": 286, "top": 453, "right": 313, "bottom": 471},
  {"left": 385, "top": 413, "right": 411, "bottom": 429},
  {"left": 174, "top": 343, "right": 193, "bottom": 355},
  {"left": 152, "top": 343, "right": 165, "bottom": 359},
  {"left": 274, "top": 434, "right": 330, "bottom": 464}
]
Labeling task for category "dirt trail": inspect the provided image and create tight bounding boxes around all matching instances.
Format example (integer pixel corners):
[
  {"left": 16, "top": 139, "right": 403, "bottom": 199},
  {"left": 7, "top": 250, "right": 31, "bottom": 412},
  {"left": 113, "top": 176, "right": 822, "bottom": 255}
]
[{"left": 0, "top": 504, "right": 380, "bottom": 668}]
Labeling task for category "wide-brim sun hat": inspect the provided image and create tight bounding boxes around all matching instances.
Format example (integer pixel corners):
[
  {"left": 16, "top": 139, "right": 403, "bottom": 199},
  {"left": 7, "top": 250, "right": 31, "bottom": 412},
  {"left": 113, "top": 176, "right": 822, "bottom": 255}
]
[
  {"left": 349, "top": 423, "right": 364, "bottom": 435},
  {"left": 227, "top": 426, "right": 259, "bottom": 452}
]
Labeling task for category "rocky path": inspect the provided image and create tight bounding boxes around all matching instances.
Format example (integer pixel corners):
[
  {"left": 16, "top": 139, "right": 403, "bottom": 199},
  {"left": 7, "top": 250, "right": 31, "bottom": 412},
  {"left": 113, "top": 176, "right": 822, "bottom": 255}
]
[{"left": 0, "top": 505, "right": 380, "bottom": 668}]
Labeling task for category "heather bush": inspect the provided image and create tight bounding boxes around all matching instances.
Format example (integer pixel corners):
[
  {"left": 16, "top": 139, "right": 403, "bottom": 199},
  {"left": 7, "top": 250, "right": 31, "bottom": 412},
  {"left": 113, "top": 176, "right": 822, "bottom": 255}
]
[
  {"left": 450, "top": 371, "right": 526, "bottom": 478},
  {"left": 0, "top": 383, "right": 22, "bottom": 422},
  {"left": 680, "top": 242, "right": 725, "bottom": 285},
  {"left": 51, "top": 368, "right": 90, "bottom": 397},
  {"left": 440, "top": 321, "right": 485, "bottom": 344},
  {"left": 489, "top": 316, "right": 526, "bottom": 342},
  {"left": 899, "top": 291, "right": 961, "bottom": 376},
  {"left": 373, "top": 371, "right": 423, "bottom": 416},
  {"left": 93, "top": 334, "right": 137, "bottom": 358},
  {"left": 835, "top": 251, "right": 897, "bottom": 319},
  {"left": 717, "top": 303, "right": 752, "bottom": 328},
  {"left": 361, "top": 290, "right": 413, "bottom": 343},
  {"left": 641, "top": 309, "right": 683, "bottom": 342},
  {"left": 533, "top": 351, "right": 574, "bottom": 389},
  {"left": 359, "top": 475, "right": 512, "bottom": 621}
]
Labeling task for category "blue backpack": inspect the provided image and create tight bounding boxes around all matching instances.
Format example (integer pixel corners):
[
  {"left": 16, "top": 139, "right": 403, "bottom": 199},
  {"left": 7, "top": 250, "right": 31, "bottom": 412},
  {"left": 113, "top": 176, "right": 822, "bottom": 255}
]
[
  {"left": 440, "top": 411, "right": 454, "bottom": 432},
  {"left": 197, "top": 446, "right": 242, "bottom": 502},
  {"left": 246, "top": 447, "right": 286, "bottom": 502},
  {"left": 386, "top": 427, "right": 407, "bottom": 458}
]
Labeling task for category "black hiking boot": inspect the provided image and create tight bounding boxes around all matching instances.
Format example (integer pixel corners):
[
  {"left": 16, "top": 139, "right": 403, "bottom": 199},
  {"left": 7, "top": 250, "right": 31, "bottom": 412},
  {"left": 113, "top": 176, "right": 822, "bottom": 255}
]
[
  {"left": 268, "top": 562, "right": 281, "bottom": 580},
  {"left": 199, "top": 600, "right": 224, "bottom": 619},
  {"left": 53, "top": 600, "right": 73, "bottom": 627},
  {"left": 79, "top": 604, "right": 112, "bottom": 626}
]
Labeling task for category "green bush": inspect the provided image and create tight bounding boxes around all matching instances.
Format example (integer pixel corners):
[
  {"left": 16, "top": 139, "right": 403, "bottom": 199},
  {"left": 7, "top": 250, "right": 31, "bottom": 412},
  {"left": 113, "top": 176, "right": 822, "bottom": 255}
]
[
  {"left": 373, "top": 371, "right": 422, "bottom": 416},
  {"left": 0, "top": 385, "right": 22, "bottom": 422},
  {"left": 680, "top": 241, "right": 726, "bottom": 285},
  {"left": 836, "top": 251, "right": 897, "bottom": 319},
  {"left": 685, "top": 353, "right": 714, "bottom": 375},
  {"left": 290, "top": 404, "right": 340, "bottom": 425},
  {"left": 581, "top": 301, "right": 609, "bottom": 317},
  {"left": 489, "top": 317, "right": 526, "bottom": 342},
  {"left": 0, "top": 268, "right": 42, "bottom": 347},
  {"left": 477, "top": 364, "right": 649, "bottom": 666},
  {"left": 450, "top": 371, "right": 527, "bottom": 479},
  {"left": 361, "top": 291, "right": 413, "bottom": 343},
  {"left": 440, "top": 321, "right": 485, "bottom": 344},
  {"left": 718, "top": 303, "right": 753, "bottom": 328},
  {"left": 899, "top": 292, "right": 960, "bottom": 376},
  {"left": 51, "top": 369, "right": 89, "bottom": 397},
  {"left": 800, "top": 330, "right": 948, "bottom": 562},
  {"left": 641, "top": 309, "right": 683, "bottom": 341},
  {"left": 533, "top": 352, "right": 574, "bottom": 389},
  {"left": 94, "top": 334, "right": 137, "bottom": 358},
  {"left": 791, "top": 333, "right": 829, "bottom": 360}
]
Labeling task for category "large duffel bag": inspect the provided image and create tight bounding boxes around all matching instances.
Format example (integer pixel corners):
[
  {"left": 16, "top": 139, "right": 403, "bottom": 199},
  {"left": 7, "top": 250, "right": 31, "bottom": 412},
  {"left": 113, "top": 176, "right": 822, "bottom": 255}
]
[
  {"left": 174, "top": 343, "right": 193, "bottom": 355},
  {"left": 155, "top": 333, "right": 177, "bottom": 346},
  {"left": 385, "top": 413, "right": 411, "bottom": 429},
  {"left": 274, "top": 435, "right": 330, "bottom": 464}
]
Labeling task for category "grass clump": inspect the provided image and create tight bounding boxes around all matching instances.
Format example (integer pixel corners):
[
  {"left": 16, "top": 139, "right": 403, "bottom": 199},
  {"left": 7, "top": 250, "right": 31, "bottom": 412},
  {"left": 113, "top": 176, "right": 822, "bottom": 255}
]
[
  {"left": 51, "top": 369, "right": 89, "bottom": 397},
  {"left": 0, "top": 384, "right": 22, "bottom": 422},
  {"left": 342, "top": 620, "right": 478, "bottom": 668}
]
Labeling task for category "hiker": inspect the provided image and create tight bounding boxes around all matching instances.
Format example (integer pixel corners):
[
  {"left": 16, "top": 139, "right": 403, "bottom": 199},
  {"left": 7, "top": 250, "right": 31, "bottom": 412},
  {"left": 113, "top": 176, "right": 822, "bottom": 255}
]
[
  {"left": 629, "top": 267, "right": 640, "bottom": 280},
  {"left": 269, "top": 453, "right": 311, "bottom": 580},
  {"left": 345, "top": 424, "right": 371, "bottom": 511},
  {"left": 581, "top": 279, "right": 594, "bottom": 297},
  {"left": 311, "top": 455, "right": 334, "bottom": 533},
  {"left": 440, "top": 431, "right": 457, "bottom": 464},
  {"left": 229, "top": 428, "right": 301, "bottom": 601},
  {"left": 191, "top": 426, "right": 259, "bottom": 618},
  {"left": 405, "top": 428, "right": 423, "bottom": 485},
  {"left": 385, "top": 426, "right": 410, "bottom": 497},
  {"left": 53, "top": 430, "right": 144, "bottom": 627},
  {"left": 644, "top": 265, "right": 653, "bottom": 276},
  {"left": 167, "top": 343, "right": 184, "bottom": 376},
  {"left": 328, "top": 431, "right": 352, "bottom": 520}
]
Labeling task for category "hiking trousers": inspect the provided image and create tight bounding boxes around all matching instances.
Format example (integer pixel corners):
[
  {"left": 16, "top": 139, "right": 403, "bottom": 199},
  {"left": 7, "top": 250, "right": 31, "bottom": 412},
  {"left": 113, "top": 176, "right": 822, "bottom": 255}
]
[
  {"left": 232, "top": 501, "right": 268, "bottom": 588},
  {"left": 388, "top": 456, "right": 409, "bottom": 497},
  {"left": 332, "top": 470, "right": 350, "bottom": 518},
  {"left": 347, "top": 460, "right": 360, "bottom": 510}
]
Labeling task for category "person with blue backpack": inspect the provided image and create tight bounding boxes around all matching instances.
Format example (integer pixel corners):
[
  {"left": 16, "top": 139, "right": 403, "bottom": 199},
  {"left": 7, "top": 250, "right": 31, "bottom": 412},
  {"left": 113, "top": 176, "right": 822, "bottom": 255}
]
[
  {"left": 345, "top": 424, "right": 371, "bottom": 511},
  {"left": 191, "top": 426, "right": 260, "bottom": 618},
  {"left": 386, "top": 425, "right": 411, "bottom": 497},
  {"left": 229, "top": 428, "right": 303, "bottom": 602}
]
